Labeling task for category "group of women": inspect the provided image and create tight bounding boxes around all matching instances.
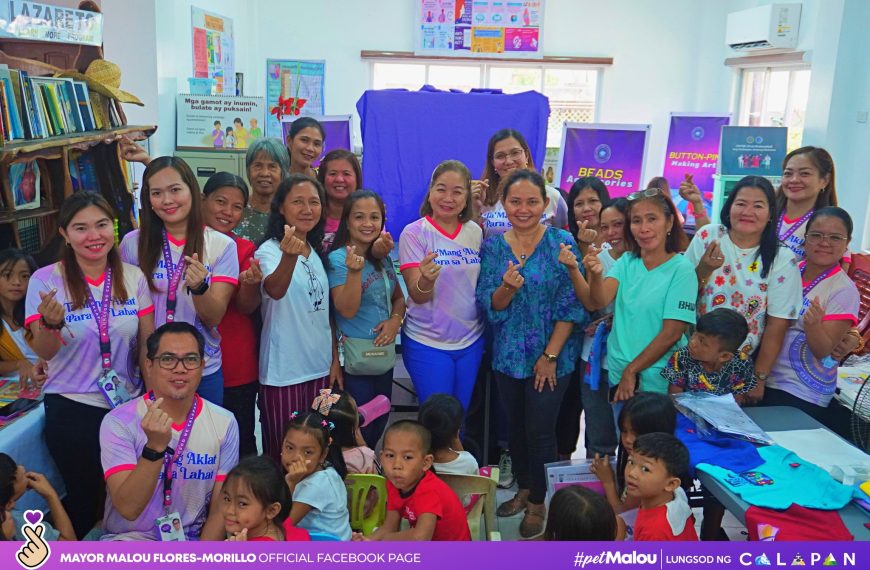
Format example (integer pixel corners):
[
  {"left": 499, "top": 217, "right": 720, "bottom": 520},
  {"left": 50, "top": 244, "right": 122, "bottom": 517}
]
[{"left": 0, "top": 112, "right": 863, "bottom": 540}]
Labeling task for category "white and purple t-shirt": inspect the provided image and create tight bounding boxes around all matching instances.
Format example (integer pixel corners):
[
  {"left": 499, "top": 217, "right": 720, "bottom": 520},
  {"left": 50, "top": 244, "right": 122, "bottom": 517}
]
[
  {"left": 769, "top": 266, "right": 860, "bottom": 407},
  {"left": 25, "top": 263, "right": 153, "bottom": 408},
  {"left": 100, "top": 394, "right": 239, "bottom": 540},
  {"left": 480, "top": 185, "right": 569, "bottom": 238},
  {"left": 120, "top": 227, "right": 239, "bottom": 376},
  {"left": 399, "top": 216, "right": 483, "bottom": 350}
]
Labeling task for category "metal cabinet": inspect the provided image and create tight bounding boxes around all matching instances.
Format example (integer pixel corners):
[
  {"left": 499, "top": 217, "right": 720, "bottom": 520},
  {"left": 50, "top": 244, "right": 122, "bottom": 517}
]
[{"left": 174, "top": 150, "right": 247, "bottom": 190}]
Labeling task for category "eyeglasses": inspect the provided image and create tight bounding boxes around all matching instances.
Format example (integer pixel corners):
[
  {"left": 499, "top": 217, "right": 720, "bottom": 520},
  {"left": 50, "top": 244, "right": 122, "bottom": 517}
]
[
  {"left": 154, "top": 353, "right": 203, "bottom": 370},
  {"left": 493, "top": 148, "right": 525, "bottom": 163},
  {"left": 805, "top": 232, "right": 848, "bottom": 245},
  {"left": 626, "top": 187, "right": 665, "bottom": 201}
]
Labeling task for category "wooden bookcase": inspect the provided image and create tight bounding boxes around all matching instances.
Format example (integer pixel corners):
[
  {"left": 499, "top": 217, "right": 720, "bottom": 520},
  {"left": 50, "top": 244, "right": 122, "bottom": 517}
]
[{"left": 0, "top": 0, "right": 155, "bottom": 265}]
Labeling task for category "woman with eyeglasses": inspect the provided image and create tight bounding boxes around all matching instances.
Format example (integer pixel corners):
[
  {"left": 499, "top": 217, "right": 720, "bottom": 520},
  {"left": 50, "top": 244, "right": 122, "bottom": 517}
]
[
  {"left": 685, "top": 176, "right": 802, "bottom": 404},
  {"left": 776, "top": 147, "right": 861, "bottom": 360},
  {"left": 763, "top": 207, "right": 859, "bottom": 436},
  {"left": 255, "top": 174, "right": 341, "bottom": 464},
  {"left": 585, "top": 187, "right": 696, "bottom": 403},
  {"left": 26, "top": 192, "right": 155, "bottom": 538},
  {"left": 475, "top": 129, "right": 568, "bottom": 238}
]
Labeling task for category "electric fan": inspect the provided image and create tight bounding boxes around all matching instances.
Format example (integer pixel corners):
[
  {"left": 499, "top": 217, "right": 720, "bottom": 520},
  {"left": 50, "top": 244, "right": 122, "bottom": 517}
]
[{"left": 851, "top": 379, "right": 870, "bottom": 452}]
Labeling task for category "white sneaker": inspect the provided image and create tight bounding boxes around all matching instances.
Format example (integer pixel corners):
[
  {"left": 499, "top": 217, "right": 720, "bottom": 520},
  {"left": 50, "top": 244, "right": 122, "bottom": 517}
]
[{"left": 497, "top": 450, "right": 515, "bottom": 489}]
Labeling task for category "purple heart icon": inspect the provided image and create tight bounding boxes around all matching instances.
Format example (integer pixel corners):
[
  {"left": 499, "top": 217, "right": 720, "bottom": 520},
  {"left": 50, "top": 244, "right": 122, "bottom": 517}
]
[{"left": 24, "top": 510, "right": 42, "bottom": 525}]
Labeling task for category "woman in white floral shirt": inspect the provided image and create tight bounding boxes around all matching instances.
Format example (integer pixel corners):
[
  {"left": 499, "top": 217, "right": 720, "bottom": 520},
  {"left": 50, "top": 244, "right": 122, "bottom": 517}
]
[{"left": 684, "top": 176, "right": 803, "bottom": 404}]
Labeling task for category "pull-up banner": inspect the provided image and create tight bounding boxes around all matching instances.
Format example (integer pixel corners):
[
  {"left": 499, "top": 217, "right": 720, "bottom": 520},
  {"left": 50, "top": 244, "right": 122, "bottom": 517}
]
[
  {"left": 663, "top": 113, "right": 731, "bottom": 225},
  {"left": 556, "top": 123, "right": 649, "bottom": 198}
]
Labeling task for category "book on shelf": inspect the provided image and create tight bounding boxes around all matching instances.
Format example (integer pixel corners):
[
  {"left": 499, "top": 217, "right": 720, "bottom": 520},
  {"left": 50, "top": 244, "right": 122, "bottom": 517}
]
[
  {"left": 38, "top": 83, "right": 62, "bottom": 135},
  {"left": 4, "top": 79, "right": 24, "bottom": 139},
  {"left": 68, "top": 149, "right": 100, "bottom": 193},
  {"left": 0, "top": 71, "right": 105, "bottom": 141},
  {"left": 0, "top": 82, "right": 22, "bottom": 141},
  {"left": 73, "top": 81, "right": 95, "bottom": 131},
  {"left": 0, "top": 85, "right": 10, "bottom": 141},
  {"left": 90, "top": 91, "right": 110, "bottom": 130},
  {"left": 17, "top": 218, "right": 40, "bottom": 253},
  {"left": 17, "top": 71, "right": 42, "bottom": 139},
  {"left": 0, "top": 65, "right": 23, "bottom": 140}
]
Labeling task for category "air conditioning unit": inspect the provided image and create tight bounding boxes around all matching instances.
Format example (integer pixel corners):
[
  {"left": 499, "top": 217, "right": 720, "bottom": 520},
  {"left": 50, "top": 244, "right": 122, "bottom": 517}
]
[{"left": 726, "top": 3, "right": 801, "bottom": 52}]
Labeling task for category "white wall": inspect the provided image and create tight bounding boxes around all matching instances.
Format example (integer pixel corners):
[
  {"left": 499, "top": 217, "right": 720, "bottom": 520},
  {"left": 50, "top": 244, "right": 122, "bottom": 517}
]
[
  {"left": 100, "top": 1, "right": 869, "bottom": 243},
  {"left": 720, "top": 0, "right": 870, "bottom": 247},
  {"left": 251, "top": 0, "right": 735, "bottom": 182},
  {"left": 822, "top": 0, "right": 870, "bottom": 249},
  {"left": 102, "top": 1, "right": 159, "bottom": 133},
  {"left": 104, "top": 0, "right": 260, "bottom": 156}
]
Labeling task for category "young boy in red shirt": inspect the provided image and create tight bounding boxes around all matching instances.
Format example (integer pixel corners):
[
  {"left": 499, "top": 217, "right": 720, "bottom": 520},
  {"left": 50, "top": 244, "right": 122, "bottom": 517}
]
[
  {"left": 628, "top": 433, "right": 698, "bottom": 541},
  {"left": 353, "top": 420, "right": 470, "bottom": 541}
]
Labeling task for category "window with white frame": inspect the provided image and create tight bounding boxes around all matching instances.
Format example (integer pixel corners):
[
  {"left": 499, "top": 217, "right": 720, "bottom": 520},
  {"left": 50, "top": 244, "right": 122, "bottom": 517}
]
[
  {"left": 737, "top": 66, "right": 811, "bottom": 151},
  {"left": 370, "top": 60, "right": 600, "bottom": 148}
]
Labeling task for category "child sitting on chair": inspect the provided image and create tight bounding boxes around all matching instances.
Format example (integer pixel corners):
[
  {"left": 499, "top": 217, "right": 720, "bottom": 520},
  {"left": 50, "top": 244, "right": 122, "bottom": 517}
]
[
  {"left": 316, "top": 389, "right": 379, "bottom": 475},
  {"left": 663, "top": 308, "right": 755, "bottom": 401},
  {"left": 419, "top": 394, "right": 478, "bottom": 476},
  {"left": 353, "top": 420, "right": 470, "bottom": 541},
  {"left": 628, "top": 433, "right": 697, "bottom": 541}
]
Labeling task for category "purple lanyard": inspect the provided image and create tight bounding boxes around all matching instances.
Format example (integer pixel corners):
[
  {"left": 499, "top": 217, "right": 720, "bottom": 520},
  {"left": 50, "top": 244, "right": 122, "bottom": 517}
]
[
  {"left": 148, "top": 391, "right": 199, "bottom": 509},
  {"left": 84, "top": 267, "right": 113, "bottom": 370},
  {"left": 799, "top": 260, "right": 838, "bottom": 297},
  {"left": 161, "top": 231, "right": 186, "bottom": 323},
  {"left": 778, "top": 210, "right": 814, "bottom": 243}
]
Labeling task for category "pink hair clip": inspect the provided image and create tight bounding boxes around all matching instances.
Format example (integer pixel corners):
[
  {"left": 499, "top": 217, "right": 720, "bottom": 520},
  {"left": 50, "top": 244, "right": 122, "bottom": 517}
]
[{"left": 312, "top": 388, "right": 341, "bottom": 417}]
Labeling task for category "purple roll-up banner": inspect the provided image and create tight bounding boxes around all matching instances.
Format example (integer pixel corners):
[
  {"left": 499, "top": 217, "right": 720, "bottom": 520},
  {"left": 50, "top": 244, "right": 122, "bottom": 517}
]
[
  {"left": 662, "top": 113, "right": 731, "bottom": 226},
  {"left": 556, "top": 123, "right": 650, "bottom": 198},
  {"left": 282, "top": 114, "right": 353, "bottom": 168}
]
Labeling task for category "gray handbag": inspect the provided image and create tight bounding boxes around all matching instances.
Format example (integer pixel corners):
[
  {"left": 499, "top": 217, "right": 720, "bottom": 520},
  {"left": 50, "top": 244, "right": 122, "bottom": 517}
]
[{"left": 341, "top": 266, "right": 397, "bottom": 376}]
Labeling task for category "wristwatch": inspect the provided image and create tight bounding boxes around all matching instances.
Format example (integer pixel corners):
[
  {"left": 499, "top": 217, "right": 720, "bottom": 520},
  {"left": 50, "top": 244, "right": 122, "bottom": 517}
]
[
  {"left": 543, "top": 352, "right": 558, "bottom": 363},
  {"left": 188, "top": 281, "right": 209, "bottom": 296},
  {"left": 755, "top": 372, "right": 769, "bottom": 383},
  {"left": 142, "top": 446, "right": 165, "bottom": 462}
]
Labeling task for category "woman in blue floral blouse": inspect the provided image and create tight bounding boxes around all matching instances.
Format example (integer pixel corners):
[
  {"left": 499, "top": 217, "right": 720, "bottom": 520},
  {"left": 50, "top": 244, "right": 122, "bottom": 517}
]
[{"left": 476, "top": 169, "right": 588, "bottom": 538}]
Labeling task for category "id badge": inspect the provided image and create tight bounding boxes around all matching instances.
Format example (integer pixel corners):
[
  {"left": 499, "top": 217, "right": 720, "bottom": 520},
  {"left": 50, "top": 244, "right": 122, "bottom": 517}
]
[
  {"left": 156, "top": 512, "right": 186, "bottom": 541},
  {"left": 98, "top": 369, "right": 132, "bottom": 408}
]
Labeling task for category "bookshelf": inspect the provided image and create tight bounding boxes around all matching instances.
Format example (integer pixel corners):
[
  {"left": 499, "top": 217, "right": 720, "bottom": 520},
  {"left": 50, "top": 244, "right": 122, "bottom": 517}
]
[{"left": 0, "top": 0, "right": 155, "bottom": 264}]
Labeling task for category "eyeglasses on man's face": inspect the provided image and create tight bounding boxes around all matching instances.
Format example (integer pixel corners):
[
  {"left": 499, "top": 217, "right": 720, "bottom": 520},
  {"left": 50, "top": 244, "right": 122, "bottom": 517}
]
[{"left": 154, "top": 353, "right": 203, "bottom": 370}]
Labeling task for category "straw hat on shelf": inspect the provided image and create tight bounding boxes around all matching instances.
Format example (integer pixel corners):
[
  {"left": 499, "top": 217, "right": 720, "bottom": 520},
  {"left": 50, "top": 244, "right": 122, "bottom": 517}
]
[{"left": 57, "top": 59, "right": 143, "bottom": 106}]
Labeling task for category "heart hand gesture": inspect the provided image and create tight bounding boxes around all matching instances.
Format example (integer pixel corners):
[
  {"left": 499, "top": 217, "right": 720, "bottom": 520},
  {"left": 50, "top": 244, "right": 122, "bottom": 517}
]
[{"left": 279, "top": 225, "right": 307, "bottom": 257}]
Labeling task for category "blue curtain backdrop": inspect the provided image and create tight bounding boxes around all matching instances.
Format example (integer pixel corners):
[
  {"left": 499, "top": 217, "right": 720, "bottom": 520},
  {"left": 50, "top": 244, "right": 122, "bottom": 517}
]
[{"left": 356, "top": 87, "right": 550, "bottom": 235}]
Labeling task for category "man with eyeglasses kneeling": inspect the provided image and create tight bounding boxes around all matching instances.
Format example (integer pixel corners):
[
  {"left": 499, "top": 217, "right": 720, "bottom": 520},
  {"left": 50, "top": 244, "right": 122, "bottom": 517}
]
[{"left": 99, "top": 322, "right": 239, "bottom": 541}]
